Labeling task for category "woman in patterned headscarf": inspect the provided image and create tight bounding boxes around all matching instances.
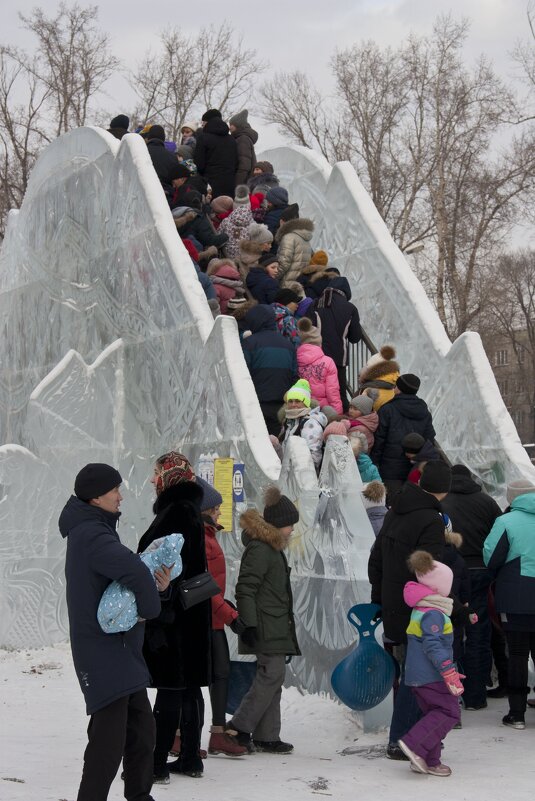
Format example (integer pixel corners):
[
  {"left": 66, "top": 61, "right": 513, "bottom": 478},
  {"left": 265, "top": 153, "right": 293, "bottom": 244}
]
[{"left": 137, "top": 452, "right": 211, "bottom": 783}]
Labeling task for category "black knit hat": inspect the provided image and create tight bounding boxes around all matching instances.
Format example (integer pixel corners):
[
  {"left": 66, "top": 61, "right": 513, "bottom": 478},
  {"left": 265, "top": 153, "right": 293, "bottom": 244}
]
[
  {"left": 202, "top": 109, "right": 222, "bottom": 122},
  {"left": 74, "top": 463, "right": 122, "bottom": 501},
  {"left": 110, "top": 114, "right": 129, "bottom": 130},
  {"left": 396, "top": 373, "right": 421, "bottom": 395},
  {"left": 274, "top": 288, "right": 301, "bottom": 305},
  {"left": 169, "top": 162, "right": 191, "bottom": 181},
  {"left": 148, "top": 124, "right": 165, "bottom": 141},
  {"left": 451, "top": 464, "right": 471, "bottom": 477},
  {"left": 258, "top": 253, "right": 278, "bottom": 269},
  {"left": 263, "top": 486, "right": 299, "bottom": 528},
  {"left": 402, "top": 432, "right": 426, "bottom": 453},
  {"left": 419, "top": 462, "right": 451, "bottom": 494}
]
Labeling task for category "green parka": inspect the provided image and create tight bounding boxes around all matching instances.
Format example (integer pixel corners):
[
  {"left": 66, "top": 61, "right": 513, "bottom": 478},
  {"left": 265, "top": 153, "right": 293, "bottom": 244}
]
[{"left": 236, "top": 509, "right": 301, "bottom": 656}]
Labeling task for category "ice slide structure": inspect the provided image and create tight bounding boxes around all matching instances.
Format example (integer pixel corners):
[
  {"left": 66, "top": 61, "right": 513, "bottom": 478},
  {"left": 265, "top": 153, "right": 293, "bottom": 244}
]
[{"left": 1, "top": 129, "right": 533, "bottom": 700}]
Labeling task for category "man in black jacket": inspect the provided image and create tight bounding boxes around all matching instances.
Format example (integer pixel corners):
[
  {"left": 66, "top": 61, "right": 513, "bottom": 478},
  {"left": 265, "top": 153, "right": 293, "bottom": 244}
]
[
  {"left": 371, "top": 373, "right": 435, "bottom": 500},
  {"left": 194, "top": 109, "right": 238, "bottom": 199},
  {"left": 59, "top": 463, "right": 169, "bottom": 801},
  {"left": 441, "top": 464, "right": 503, "bottom": 708},
  {"left": 368, "top": 461, "right": 450, "bottom": 759}
]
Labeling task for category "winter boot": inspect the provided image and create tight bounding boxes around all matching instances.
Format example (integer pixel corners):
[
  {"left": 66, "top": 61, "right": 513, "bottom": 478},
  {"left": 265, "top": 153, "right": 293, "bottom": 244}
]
[
  {"left": 253, "top": 739, "right": 294, "bottom": 754},
  {"left": 225, "top": 724, "right": 255, "bottom": 753},
  {"left": 208, "top": 725, "right": 248, "bottom": 756},
  {"left": 168, "top": 754, "right": 204, "bottom": 778},
  {"left": 502, "top": 714, "right": 525, "bottom": 730}
]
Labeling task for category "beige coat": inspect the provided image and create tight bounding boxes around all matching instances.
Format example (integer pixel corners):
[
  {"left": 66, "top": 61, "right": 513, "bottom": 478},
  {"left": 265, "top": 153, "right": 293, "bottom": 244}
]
[{"left": 275, "top": 218, "right": 314, "bottom": 286}]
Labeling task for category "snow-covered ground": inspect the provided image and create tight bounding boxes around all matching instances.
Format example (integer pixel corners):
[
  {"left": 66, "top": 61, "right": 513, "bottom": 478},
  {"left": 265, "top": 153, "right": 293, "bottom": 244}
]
[{"left": 1, "top": 643, "right": 534, "bottom": 801}]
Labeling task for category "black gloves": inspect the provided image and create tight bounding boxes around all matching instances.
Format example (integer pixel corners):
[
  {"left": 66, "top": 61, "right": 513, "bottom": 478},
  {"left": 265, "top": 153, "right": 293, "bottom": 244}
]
[
  {"left": 240, "top": 626, "right": 257, "bottom": 647},
  {"left": 230, "top": 616, "right": 248, "bottom": 636}
]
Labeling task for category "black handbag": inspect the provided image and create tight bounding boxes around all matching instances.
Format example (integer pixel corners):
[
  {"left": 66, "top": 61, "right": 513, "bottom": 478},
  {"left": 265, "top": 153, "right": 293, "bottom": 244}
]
[{"left": 177, "top": 571, "right": 220, "bottom": 610}]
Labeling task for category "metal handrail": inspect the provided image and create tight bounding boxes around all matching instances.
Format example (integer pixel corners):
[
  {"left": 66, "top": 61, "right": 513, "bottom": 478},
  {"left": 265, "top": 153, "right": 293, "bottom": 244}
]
[{"left": 346, "top": 328, "right": 377, "bottom": 399}]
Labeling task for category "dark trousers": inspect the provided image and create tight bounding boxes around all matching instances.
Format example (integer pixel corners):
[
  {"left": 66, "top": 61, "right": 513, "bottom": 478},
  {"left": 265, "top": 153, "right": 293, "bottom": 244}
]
[
  {"left": 77, "top": 689, "right": 155, "bottom": 801},
  {"left": 505, "top": 630, "right": 535, "bottom": 717},
  {"left": 153, "top": 687, "right": 204, "bottom": 772},
  {"left": 210, "top": 629, "right": 231, "bottom": 726},
  {"left": 260, "top": 401, "right": 283, "bottom": 437},
  {"left": 491, "top": 621, "right": 509, "bottom": 688},
  {"left": 388, "top": 659, "right": 422, "bottom": 744},
  {"left": 402, "top": 682, "right": 460, "bottom": 767},
  {"left": 230, "top": 653, "right": 286, "bottom": 741},
  {"left": 462, "top": 569, "right": 492, "bottom": 707},
  {"left": 337, "top": 366, "right": 349, "bottom": 413}
]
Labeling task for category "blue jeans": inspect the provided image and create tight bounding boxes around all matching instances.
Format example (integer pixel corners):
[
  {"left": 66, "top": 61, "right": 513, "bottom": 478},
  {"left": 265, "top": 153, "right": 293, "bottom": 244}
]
[
  {"left": 461, "top": 569, "right": 492, "bottom": 707},
  {"left": 389, "top": 648, "right": 422, "bottom": 745}
]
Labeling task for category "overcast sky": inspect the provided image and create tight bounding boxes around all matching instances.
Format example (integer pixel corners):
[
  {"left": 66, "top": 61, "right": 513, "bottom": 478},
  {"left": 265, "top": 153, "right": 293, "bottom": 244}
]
[{"left": 2, "top": 0, "right": 532, "bottom": 148}]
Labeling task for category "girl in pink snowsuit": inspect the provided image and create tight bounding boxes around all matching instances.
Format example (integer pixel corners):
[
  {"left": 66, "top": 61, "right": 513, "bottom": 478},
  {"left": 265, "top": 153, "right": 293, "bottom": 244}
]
[{"left": 296, "top": 318, "right": 342, "bottom": 413}]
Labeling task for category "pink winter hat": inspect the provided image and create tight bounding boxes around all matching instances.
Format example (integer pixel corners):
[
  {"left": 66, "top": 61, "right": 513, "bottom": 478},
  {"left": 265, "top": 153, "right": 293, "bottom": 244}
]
[
  {"left": 323, "top": 419, "right": 350, "bottom": 441},
  {"left": 408, "top": 551, "right": 453, "bottom": 596}
]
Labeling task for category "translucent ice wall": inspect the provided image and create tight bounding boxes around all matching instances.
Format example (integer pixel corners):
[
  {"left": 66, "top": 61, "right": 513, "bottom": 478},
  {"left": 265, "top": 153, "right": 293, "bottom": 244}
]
[
  {"left": 260, "top": 145, "right": 535, "bottom": 501},
  {"left": 0, "top": 129, "right": 376, "bottom": 712}
]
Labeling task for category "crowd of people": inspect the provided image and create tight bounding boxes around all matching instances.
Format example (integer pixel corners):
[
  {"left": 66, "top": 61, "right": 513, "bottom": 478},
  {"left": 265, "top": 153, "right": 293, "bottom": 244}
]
[{"left": 59, "top": 112, "right": 535, "bottom": 801}]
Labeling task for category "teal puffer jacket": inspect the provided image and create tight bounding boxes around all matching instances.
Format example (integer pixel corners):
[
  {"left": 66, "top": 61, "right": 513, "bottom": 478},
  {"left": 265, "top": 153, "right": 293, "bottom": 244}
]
[{"left": 483, "top": 492, "right": 535, "bottom": 615}]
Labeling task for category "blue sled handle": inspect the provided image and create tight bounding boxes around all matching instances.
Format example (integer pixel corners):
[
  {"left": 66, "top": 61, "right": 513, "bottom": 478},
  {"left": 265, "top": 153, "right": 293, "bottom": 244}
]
[{"left": 346, "top": 603, "right": 382, "bottom": 639}]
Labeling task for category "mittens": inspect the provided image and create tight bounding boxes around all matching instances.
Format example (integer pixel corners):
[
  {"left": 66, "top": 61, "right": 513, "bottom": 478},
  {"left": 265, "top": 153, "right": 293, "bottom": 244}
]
[
  {"left": 230, "top": 616, "right": 247, "bottom": 636},
  {"left": 240, "top": 626, "right": 257, "bottom": 647},
  {"left": 441, "top": 667, "right": 465, "bottom": 696}
]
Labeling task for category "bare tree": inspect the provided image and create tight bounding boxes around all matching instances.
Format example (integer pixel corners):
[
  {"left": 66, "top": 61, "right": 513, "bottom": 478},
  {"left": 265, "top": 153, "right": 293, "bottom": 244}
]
[
  {"left": 132, "top": 23, "right": 264, "bottom": 141},
  {"left": 260, "top": 16, "right": 535, "bottom": 339},
  {"left": 0, "top": 4, "right": 118, "bottom": 235},
  {"left": 0, "top": 48, "right": 51, "bottom": 236},
  {"left": 15, "top": 4, "right": 119, "bottom": 135},
  {"left": 484, "top": 249, "right": 535, "bottom": 441}
]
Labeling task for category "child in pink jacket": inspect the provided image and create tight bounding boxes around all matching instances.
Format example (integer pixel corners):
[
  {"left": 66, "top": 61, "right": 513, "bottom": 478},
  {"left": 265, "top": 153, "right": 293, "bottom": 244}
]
[
  {"left": 296, "top": 318, "right": 342, "bottom": 413},
  {"left": 206, "top": 258, "right": 245, "bottom": 314},
  {"left": 347, "top": 394, "right": 379, "bottom": 450}
]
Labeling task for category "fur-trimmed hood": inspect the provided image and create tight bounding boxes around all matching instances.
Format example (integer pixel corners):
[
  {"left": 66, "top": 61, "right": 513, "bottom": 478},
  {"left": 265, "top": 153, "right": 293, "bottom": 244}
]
[
  {"left": 300, "top": 262, "right": 323, "bottom": 277},
  {"left": 445, "top": 529, "right": 463, "bottom": 549},
  {"left": 275, "top": 217, "right": 314, "bottom": 243},
  {"left": 207, "top": 258, "right": 239, "bottom": 277},
  {"left": 229, "top": 298, "right": 258, "bottom": 321},
  {"left": 360, "top": 359, "right": 400, "bottom": 382},
  {"left": 309, "top": 268, "right": 339, "bottom": 284},
  {"left": 239, "top": 509, "right": 288, "bottom": 551},
  {"left": 239, "top": 239, "right": 266, "bottom": 256}
]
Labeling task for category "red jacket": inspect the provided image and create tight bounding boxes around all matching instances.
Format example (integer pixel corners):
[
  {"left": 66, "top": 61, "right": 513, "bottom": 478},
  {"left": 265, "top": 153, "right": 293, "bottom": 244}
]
[{"left": 204, "top": 521, "right": 238, "bottom": 630}]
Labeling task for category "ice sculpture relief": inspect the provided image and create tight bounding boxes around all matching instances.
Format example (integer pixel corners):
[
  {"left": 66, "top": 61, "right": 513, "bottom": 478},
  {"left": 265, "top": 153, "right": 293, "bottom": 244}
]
[
  {"left": 260, "top": 145, "right": 535, "bottom": 500},
  {"left": 0, "top": 128, "right": 523, "bottom": 716}
]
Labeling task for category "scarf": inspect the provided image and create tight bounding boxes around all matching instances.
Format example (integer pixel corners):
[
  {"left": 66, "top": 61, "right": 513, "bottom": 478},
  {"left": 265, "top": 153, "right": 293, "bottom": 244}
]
[
  {"left": 417, "top": 594, "right": 453, "bottom": 616},
  {"left": 284, "top": 407, "right": 310, "bottom": 420}
]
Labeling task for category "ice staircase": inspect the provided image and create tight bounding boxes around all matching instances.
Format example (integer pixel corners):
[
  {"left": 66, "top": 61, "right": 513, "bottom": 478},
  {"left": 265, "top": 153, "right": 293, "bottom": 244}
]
[{"left": 0, "top": 130, "right": 532, "bottom": 715}]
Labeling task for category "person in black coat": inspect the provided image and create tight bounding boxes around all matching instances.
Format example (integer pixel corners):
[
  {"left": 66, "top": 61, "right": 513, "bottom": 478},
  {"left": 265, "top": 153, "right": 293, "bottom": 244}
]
[
  {"left": 241, "top": 304, "right": 298, "bottom": 435},
  {"left": 441, "top": 464, "right": 502, "bottom": 708},
  {"left": 59, "top": 463, "right": 166, "bottom": 801},
  {"left": 368, "top": 462, "right": 450, "bottom": 758},
  {"left": 371, "top": 373, "right": 436, "bottom": 500},
  {"left": 194, "top": 109, "right": 238, "bottom": 199},
  {"left": 246, "top": 253, "right": 281, "bottom": 304},
  {"left": 146, "top": 125, "right": 181, "bottom": 198},
  {"left": 306, "top": 285, "right": 362, "bottom": 411},
  {"left": 138, "top": 452, "right": 212, "bottom": 782},
  {"left": 304, "top": 268, "right": 352, "bottom": 301}
]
